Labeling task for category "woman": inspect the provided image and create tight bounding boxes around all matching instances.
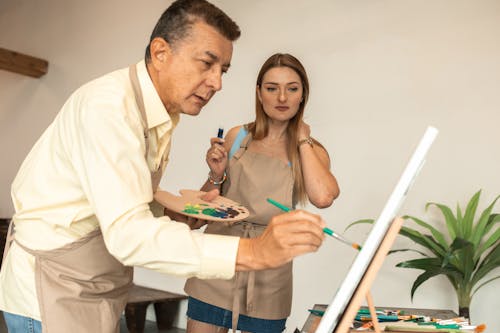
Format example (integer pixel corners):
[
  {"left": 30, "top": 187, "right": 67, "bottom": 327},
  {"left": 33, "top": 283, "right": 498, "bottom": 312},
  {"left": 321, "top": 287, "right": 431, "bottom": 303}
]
[{"left": 184, "top": 53, "right": 340, "bottom": 333}]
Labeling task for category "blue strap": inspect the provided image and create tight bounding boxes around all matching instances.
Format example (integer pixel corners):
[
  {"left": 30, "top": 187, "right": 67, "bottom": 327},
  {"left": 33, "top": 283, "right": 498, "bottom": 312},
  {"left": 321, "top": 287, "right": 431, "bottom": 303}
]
[{"left": 229, "top": 127, "right": 248, "bottom": 159}]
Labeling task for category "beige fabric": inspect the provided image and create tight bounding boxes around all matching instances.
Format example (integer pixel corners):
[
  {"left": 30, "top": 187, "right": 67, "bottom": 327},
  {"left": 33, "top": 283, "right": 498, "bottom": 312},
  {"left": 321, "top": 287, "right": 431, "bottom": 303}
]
[
  {"left": 16, "top": 231, "right": 133, "bottom": 333},
  {"left": 185, "top": 133, "right": 295, "bottom": 328},
  {"left": 129, "top": 64, "right": 165, "bottom": 193}
]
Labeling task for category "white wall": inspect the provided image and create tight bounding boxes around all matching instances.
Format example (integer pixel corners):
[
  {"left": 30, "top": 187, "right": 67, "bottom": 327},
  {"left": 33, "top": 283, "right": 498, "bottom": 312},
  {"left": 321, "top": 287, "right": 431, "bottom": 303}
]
[{"left": 1, "top": 0, "right": 499, "bottom": 332}]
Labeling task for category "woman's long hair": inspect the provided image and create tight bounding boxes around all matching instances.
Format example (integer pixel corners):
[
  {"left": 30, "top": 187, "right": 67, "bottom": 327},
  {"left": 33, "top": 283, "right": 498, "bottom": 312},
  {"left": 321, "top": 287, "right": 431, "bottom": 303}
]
[{"left": 247, "top": 53, "right": 310, "bottom": 205}]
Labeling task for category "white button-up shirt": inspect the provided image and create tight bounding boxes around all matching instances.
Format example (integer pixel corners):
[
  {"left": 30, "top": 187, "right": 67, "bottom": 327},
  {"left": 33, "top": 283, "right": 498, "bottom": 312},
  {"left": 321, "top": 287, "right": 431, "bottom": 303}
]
[{"left": 0, "top": 60, "right": 239, "bottom": 320}]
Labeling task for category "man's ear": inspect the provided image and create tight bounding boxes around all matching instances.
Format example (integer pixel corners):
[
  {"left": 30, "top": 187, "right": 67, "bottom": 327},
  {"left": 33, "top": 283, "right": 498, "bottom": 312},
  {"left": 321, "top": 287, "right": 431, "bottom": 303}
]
[{"left": 149, "top": 37, "right": 172, "bottom": 70}]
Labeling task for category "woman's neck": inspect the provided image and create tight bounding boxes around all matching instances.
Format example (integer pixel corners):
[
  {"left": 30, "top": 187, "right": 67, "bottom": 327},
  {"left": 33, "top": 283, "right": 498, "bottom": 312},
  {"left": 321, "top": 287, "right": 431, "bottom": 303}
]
[{"left": 266, "top": 120, "right": 288, "bottom": 142}]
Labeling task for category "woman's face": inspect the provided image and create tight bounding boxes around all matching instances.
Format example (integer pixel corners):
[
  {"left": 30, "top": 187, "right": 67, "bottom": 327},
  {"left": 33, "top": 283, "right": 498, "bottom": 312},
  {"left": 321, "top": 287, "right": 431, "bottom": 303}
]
[{"left": 257, "top": 66, "right": 303, "bottom": 122}]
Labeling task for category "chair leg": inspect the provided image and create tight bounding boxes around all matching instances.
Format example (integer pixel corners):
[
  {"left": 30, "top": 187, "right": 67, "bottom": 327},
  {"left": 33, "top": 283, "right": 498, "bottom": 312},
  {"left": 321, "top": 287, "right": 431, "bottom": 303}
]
[
  {"left": 154, "top": 300, "right": 180, "bottom": 329},
  {"left": 125, "top": 301, "right": 150, "bottom": 333}
]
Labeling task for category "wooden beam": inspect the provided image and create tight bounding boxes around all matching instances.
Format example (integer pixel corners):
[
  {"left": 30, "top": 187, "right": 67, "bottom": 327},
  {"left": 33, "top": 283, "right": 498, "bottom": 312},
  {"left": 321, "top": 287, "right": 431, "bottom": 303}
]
[{"left": 0, "top": 47, "right": 48, "bottom": 78}]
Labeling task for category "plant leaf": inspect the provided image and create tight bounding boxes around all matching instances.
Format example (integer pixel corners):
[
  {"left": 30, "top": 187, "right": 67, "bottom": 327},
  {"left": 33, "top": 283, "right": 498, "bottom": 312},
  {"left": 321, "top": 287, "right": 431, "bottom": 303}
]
[
  {"left": 471, "top": 275, "right": 500, "bottom": 298},
  {"left": 457, "top": 204, "right": 463, "bottom": 226},
  {"left": 462, "top": 190, "right": 481, "bottom": 238},
  {"left": 476, "top": 226, "right": 500, "bottom": 259},
  {"left": 407, "top": 268, "right": 461, "bottom": 300},
  {"left": 345, "top": 219, "right": 374, "bottom": 231},
  {"left": 471, "top": 243, "right": 500, "bottom": 286},
  {"left": 471, "top": 195, "right": 500, "bottom": 247},
  {"left": 450, "top": 238, "right": 475, "bottom": 282},
  {"left": 398, "top": 227, "right": 446, "bottom": 257},
  {"left": 483, "top": 213, "right": 500, "bottom": 235},
  {"left": 426, "top": 202, "right": 458, "bottom": 239},
  {"left": 396, "top": 257, "right": 443, "bottom": 270},
  {"left": 403, "top": 215, "right": 449, "bottom": 250},
  {"left": 389, "top": 248, "right": 429, "bottom": 257}
]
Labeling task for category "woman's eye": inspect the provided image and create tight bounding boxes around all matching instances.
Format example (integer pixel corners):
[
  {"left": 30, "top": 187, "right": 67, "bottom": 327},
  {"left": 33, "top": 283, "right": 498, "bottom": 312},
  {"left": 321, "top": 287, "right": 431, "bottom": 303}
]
[
  {"left": 266, "top": 87, "right": 277, "bottom": 92},
  {"left": 288, "top": 87, "right": 299, "bottom": 92}
]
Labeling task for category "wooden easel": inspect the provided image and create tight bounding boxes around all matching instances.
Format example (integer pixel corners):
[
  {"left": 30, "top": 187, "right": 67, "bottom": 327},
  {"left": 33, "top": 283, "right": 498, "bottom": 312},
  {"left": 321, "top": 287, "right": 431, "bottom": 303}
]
[
  {"left": 334, "top": 217, "right": 404, "bottom": 333},
  {"left": 306, "top": 217, "right": 404, "bottom": 333}
]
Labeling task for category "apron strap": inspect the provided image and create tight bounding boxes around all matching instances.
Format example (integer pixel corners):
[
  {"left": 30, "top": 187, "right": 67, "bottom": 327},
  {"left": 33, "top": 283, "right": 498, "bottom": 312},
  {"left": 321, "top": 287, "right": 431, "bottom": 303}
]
[
  {"left": 129, "top": 64, "right": 149, "bottom": 155},
  {"left": 232, "top": 133, "right": 252, "bottom": 161},
  {"left": 231, "top": 222, "right": 257, "bottom": 331},
  {"left": 129, "top": 64, "right": 163, "bottom": 191}
]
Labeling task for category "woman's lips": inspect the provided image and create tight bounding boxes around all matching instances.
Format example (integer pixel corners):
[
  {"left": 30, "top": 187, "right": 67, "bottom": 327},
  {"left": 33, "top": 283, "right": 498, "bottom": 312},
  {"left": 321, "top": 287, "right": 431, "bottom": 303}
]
[{"left": 275, "top": 106, "right": 289, "bottom": 111}]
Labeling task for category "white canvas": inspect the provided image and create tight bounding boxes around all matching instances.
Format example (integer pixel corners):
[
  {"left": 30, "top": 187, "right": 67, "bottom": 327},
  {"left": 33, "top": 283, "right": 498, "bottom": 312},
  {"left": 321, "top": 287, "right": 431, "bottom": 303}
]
[{"left": 314, "top": 126, "right": 439, "bottom": 333}]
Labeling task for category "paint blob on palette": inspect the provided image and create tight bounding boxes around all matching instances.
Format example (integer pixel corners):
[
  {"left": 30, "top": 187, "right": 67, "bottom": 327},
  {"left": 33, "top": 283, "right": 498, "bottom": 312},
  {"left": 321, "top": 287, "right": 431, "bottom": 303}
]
[{"left": 154, "top": 189, "right": 250, "bottom": 222}]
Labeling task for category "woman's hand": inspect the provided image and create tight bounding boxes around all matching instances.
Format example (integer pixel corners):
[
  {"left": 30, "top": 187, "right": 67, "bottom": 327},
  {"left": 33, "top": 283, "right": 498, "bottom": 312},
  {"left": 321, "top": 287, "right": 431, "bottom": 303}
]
[
  {"left": 206, "top": 137, "right": 228, "bottom": 180},
  {"left": 298, "top": 121, "right": 311, "bottom": 141}
]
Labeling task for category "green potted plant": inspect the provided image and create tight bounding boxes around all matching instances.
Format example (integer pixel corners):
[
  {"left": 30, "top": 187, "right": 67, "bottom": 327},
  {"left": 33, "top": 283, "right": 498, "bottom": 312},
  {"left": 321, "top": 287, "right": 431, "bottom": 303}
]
[{"left": 349, "top": 190, "right": 500, "bottom": 320}]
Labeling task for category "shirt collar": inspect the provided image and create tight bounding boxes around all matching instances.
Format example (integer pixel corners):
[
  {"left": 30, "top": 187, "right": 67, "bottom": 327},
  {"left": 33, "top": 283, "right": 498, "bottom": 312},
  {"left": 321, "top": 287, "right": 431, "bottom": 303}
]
[{"left": 135, "top": 60, "right": 179, "bottom": 130}]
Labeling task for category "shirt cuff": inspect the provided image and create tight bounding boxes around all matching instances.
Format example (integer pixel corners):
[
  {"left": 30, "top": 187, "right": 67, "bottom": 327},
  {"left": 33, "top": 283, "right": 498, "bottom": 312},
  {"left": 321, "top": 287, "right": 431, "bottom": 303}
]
[{"left": 193, "top": 233, "right": 240, "bottom": 279}]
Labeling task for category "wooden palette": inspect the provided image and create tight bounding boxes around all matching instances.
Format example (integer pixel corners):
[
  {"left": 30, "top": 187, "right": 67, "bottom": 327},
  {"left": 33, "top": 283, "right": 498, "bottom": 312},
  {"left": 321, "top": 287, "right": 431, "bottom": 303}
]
[{"left": 154, "top": 189, "right": 250, "bottom": 222}]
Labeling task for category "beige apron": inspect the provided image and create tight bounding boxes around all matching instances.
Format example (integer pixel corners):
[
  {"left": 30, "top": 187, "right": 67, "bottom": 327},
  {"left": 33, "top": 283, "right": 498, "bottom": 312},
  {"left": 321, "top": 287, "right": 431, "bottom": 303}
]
[
  {"left": 2, "top": 64, "right": 163, "bottom": 333},
  {"left": 185, "top": 133, "right": 295, "bottom": 330}
]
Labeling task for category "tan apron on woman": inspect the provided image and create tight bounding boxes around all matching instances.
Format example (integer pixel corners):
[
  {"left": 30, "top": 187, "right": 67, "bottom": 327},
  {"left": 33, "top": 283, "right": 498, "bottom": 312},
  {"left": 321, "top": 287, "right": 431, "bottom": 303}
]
[
  {"left": 2, "top": 64, "right": 162, "bottom": 333},
  {"left": 185, "top": 132, "right": 295, "bottom": 330}
]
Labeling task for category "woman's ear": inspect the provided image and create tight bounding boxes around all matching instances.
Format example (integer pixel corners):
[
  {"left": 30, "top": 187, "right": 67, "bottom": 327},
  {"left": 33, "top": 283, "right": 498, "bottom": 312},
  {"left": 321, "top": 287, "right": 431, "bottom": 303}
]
[{"left": 256, "top": 85, "right": 262, "bottom": 104}]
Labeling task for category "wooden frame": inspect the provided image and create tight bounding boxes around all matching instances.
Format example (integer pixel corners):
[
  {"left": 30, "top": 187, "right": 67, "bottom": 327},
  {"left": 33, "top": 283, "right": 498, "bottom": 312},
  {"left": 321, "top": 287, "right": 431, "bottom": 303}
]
[
  {"left": 304, "top": 217, "right": 403, "bottom": 333},
  {"left": 333, "top": 217, "right": 404, "bottom": 333},
  {"left": 0, "top": 47, "right": 48, "bottom": 78}
]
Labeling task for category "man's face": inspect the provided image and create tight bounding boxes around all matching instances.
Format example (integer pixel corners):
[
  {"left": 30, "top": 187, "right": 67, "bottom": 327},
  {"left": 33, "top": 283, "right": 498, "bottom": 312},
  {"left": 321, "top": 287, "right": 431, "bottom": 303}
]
[{"left": 151, "top": 21, "right": 233, "bottom": 116}]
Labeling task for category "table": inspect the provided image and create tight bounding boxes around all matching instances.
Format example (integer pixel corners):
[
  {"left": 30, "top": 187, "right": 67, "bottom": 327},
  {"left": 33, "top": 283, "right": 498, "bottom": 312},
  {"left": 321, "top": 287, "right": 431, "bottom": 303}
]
[
  {"left": 300, "top": 304, "right": 458, "bottom": 333},
  {"left": 125, "top": 284, "right": 187, "bottom": 333}
]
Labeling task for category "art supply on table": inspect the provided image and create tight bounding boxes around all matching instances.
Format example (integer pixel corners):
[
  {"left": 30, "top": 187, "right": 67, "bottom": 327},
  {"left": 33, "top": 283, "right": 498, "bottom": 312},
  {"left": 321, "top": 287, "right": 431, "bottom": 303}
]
[
  {"left": 266, "top": 198, "right": 362, "bottom": 251},
  {"left": 384, "top": 324, "right": 479, "bottom": 332},
  {"left": 308, "top": 309, "right": 325, "bottom": 317},
  {"left": 356, "top": 314, "right": 400, "bottom": 322},
  {"left": 384, "top": 320, "right": 485, "bottom": 333},
  {"left": 155, "top": 189, "right": 250, "bottom": 222},
  {"left": 357, "top": 308, "right": 386, "bottom": 315}
]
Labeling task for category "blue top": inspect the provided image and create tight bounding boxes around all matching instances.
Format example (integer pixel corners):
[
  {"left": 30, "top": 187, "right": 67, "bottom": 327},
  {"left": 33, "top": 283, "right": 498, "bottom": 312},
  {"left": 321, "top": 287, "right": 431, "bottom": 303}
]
[{"left": 229, "top": 126, "right": 248, "bottom": 159}]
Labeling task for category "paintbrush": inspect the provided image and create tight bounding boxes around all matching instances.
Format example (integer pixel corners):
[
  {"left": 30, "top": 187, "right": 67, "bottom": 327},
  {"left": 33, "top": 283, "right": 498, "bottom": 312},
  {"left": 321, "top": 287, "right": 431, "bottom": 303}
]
[{"left": 266, "top": 198, "right": 362, "bottom": 251}]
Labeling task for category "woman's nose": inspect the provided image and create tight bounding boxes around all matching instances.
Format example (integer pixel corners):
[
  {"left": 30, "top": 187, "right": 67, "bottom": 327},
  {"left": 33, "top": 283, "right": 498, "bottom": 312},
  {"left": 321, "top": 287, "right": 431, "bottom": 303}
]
[{"left": 278, "top": 89, "right": 287, "bottom": 102}]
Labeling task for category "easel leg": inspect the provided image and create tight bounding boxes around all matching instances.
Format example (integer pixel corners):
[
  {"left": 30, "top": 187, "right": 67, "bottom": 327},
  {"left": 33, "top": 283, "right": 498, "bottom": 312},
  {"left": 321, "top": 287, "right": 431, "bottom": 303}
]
[{"left": 366, "top": 291, "right": 381, "bottom": 333}]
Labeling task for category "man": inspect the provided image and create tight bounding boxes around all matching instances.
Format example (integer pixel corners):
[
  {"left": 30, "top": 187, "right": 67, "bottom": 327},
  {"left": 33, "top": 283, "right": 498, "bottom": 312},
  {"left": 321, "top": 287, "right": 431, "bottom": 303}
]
[{"left": 0, "top": 1, "right": 326, "bottom": 332}]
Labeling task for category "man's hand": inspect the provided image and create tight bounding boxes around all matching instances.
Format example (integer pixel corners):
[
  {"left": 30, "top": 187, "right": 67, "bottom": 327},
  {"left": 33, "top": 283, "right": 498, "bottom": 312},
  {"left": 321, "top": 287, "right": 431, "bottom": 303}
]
[
  {"left": 235, "top": 210, "right": 326, "bottom": 271},
  {"left": 164, "top": 208, "right": 207, "bottom": 229}
]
